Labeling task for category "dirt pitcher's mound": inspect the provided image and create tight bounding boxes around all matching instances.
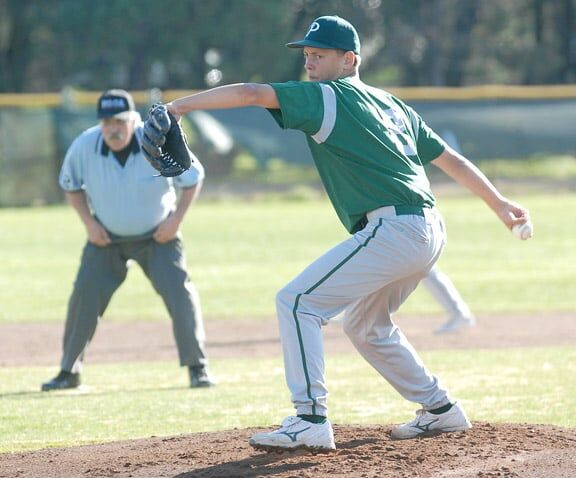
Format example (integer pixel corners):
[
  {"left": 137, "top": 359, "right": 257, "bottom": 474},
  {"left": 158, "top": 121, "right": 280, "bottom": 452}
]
[{"left": 1, "top": 422, "right": 575, "bottom": 478}]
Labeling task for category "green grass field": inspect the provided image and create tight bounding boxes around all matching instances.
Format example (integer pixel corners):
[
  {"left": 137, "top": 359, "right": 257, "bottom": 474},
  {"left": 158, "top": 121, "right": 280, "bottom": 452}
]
[
  {"left": 1, "top": 347, "right": 575, "bottom": 453},
  {"left": 0, "top": 193, "right": 574, "bottom": 323},
  {"left": 0, "top": 193, "right": 574, "bottom": 453}
]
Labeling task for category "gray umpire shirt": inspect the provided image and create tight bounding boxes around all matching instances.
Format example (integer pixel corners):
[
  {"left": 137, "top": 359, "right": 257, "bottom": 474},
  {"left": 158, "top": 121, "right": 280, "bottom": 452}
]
[{"left": 58, "top": 119, "right": 204, "bottom": 237}]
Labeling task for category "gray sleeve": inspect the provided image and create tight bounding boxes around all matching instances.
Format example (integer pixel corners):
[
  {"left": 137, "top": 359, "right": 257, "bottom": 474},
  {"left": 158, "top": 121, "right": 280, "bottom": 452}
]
[
  {"left": 174, "top": 151, "right": 205, "bottom": 188},
  {"left": 58, "top": 136, "right": 85, "bottom": 191}
]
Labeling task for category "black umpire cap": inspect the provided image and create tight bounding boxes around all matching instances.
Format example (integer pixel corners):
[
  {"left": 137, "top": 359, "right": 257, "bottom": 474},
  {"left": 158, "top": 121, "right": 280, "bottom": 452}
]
[{"left": 97, "top": 89, "right": 135, "bottom": 120}]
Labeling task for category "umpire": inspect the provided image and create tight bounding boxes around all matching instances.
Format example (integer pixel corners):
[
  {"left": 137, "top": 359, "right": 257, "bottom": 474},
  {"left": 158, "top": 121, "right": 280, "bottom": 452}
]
[{"left": 42, "top": 89, "right": 214, "bottom": 391}]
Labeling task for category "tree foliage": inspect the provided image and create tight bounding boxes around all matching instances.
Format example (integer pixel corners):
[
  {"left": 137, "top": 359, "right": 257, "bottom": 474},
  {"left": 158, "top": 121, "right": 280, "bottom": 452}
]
[{"left": 0, "top": 0, "right": 575, "bottom": 92}]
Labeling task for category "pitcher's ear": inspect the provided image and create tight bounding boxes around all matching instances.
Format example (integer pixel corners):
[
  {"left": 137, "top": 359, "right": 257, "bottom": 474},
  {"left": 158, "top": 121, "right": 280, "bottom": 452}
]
[{"left": 344, "top": 51, "right": 356, "bottom": 66}]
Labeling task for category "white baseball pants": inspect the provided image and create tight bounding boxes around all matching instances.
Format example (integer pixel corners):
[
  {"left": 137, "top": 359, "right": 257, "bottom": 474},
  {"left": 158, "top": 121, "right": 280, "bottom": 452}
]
[{"left": 276, "top": 206, "right": 452, "bottom": 417}]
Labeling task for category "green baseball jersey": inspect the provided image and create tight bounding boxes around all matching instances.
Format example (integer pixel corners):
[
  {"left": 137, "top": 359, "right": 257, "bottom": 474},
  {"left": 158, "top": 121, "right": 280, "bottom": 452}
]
[{"left": 268, "top": 77, "right": 446, "bottom": 233}]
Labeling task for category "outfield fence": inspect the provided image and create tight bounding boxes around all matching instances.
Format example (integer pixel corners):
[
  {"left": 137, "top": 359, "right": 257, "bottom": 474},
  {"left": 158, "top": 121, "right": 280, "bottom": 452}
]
[{"left": 1, "top": 85, "right": 575, "bottom": 207}]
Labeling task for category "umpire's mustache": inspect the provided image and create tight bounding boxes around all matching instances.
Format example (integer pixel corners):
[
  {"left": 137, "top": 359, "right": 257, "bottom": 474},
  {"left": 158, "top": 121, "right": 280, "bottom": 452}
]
[{"left": 107, "top": 131, "right": 125, "bottom": 141}]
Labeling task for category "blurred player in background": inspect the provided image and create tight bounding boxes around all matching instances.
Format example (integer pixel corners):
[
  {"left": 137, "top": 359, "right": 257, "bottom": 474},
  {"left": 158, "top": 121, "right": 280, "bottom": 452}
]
[{"left": 423, "top": 266, "right": 475, "bottom": 334}]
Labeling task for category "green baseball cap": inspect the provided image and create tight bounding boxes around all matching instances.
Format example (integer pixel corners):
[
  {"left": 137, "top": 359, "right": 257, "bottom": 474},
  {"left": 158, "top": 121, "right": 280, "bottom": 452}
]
[{"left": 286, "top": 15, "right": 361, "bottom": 54}]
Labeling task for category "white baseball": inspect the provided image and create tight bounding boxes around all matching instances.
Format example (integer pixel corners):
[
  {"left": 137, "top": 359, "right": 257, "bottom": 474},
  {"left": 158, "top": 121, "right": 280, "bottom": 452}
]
[{"left": 512, "top": 221, "right": 533, "bottom": 240}]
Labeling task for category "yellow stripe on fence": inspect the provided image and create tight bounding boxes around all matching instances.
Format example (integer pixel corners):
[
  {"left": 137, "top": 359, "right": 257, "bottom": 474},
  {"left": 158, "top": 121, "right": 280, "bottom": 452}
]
[
  {"left": 0, "top": 90, "right": 202, "bottom": 107},
  {"left": 388, "top": 84, "right": 576, "bottom": 100},
  {"left": 1, "top": 85, "right": 576, "bottom": 107}
]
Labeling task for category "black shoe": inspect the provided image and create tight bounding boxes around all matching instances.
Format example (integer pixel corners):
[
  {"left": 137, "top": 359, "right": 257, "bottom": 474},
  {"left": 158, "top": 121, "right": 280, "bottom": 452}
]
[
  {"left": 189, "top": 365, "right": 215, "bottom": 388},
  {"left": 41, "top": 370, "right": 81, "bottom": 391}
]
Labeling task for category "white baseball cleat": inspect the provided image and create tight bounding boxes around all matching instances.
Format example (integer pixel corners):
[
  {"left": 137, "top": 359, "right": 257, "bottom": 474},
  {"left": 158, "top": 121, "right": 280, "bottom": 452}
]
[
  {"left": 249, "top": 416, "right": 336, "bottom": 452},
  {"left": 391, "top": 402, "right": 472, "bottom": 440},
  {"left": 434, "top": 315, "right": 476, "bottom": 334}
]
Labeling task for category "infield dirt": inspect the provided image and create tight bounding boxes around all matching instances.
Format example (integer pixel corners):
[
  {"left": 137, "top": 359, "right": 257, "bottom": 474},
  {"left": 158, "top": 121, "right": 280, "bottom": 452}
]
[{"left": 1, "top": 312, "right": 575, "bottom": 478}]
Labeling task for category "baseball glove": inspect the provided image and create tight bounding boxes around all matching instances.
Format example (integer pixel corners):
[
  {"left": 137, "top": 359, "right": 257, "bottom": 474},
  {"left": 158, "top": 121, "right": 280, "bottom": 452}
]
[{"left": 141, "top": 103, "right": 193, "bottom": 177}]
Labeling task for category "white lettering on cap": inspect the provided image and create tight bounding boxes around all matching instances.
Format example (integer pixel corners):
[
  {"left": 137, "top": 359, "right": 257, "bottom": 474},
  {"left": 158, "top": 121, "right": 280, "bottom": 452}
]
[
  {"left": 307, "top": 22, "right": 320, "bottom": 35},
  {"left": 100, "top": 98, "right": 127, "bottom": 109}
]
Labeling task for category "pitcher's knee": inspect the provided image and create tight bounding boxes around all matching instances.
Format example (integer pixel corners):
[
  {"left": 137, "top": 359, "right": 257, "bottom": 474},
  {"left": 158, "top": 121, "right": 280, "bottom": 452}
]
[
  {"left": 276, "top": 286, "right": 325, "bottom": 326},
  {"left": 275, "top": 286, "right": 297, "bottom": 315},
  {"left": 343, "top": 321, "right": 399, "bottom": 348},
  {"left": 342, "top": 319, "right": 366, "bottom": 346}
]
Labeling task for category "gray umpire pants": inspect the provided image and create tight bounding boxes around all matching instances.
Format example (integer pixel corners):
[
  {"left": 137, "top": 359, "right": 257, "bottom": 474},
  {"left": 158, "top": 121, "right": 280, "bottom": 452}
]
[{"left": 61, "top": 236, "right": 207, "bottom": 373}]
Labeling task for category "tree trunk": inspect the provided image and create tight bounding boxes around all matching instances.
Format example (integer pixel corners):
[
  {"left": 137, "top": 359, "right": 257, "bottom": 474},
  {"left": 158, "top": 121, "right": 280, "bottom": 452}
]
[
  {"left": 561, "top": 0, "right": 576, "bottom": 82},
  {"left": 444, "top": 1, "right": 479, "bottom": 86},
  {"left": 0, "top": 0, "right": 33, "bottom": 91}
]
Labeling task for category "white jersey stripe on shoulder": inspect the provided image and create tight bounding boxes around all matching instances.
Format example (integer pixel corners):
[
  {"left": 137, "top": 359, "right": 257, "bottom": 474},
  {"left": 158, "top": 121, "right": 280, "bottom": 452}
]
[
  {"left": 410, "top": 113, "right": 419, "bottom": 142},
  {"left": 311, "top": 84, "right": 337, "bottom": 144}
]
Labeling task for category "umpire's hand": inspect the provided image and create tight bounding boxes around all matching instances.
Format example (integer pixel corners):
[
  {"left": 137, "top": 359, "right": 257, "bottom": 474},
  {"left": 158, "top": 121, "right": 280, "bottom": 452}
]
[
  {"left": 86, "top": 218, "right": 111, "bottom": 246},
  {"left": 153, "top": 215, "right": 180, "bottom": 243}
]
